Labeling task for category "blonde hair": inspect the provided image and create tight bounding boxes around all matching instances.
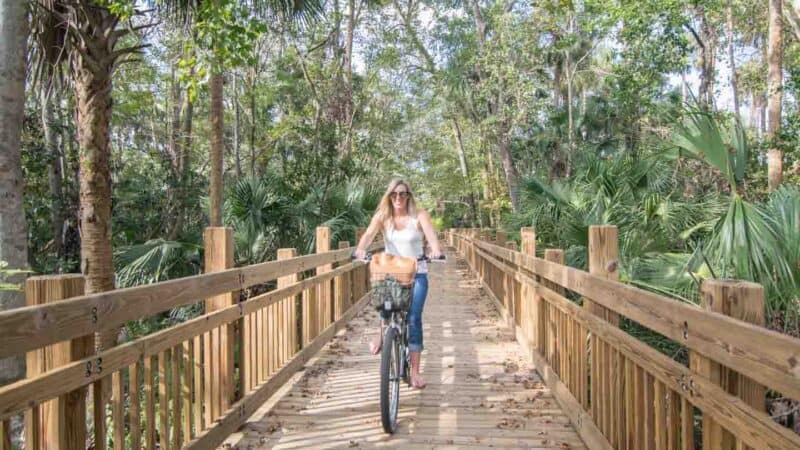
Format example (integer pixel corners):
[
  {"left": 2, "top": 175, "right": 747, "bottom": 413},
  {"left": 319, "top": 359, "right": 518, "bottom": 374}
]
[{"left": 376, "top": 178, "right": 417, "bottom": 231}]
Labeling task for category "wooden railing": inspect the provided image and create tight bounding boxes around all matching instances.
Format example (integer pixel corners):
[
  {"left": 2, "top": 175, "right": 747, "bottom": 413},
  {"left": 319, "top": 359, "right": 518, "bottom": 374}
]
[
  {"left": 448, "top": 227, "right": 800, "bottom": 450},
  {"left": 0, "top": 226, "right": 379, "bottom": 450}
]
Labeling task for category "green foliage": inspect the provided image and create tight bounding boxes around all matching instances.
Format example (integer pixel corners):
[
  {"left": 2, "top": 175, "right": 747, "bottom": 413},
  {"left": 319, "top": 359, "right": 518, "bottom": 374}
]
[
  {"left": 225, "top": 175, "right": 381, "bottom": 264},
  {"left": 0, "top": 261, "right": 31, "bottom": 291},
  {"left": 115, "top": 239, "right": 203, "bottom": 288}
]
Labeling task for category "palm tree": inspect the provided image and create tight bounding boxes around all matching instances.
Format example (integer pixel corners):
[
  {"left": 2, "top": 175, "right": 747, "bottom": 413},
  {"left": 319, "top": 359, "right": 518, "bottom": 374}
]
[
  {"left": 0, "top": 0, "right": 30, "bottom": 388},
  {"left": 670, "top": 107, "right": 797, "bottom": 316}
]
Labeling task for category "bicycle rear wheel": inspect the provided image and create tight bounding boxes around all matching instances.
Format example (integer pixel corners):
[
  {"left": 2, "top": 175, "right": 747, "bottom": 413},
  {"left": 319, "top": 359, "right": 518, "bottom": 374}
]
[{"left": 380, "top": 326, "right": 401, "bottom": 433}]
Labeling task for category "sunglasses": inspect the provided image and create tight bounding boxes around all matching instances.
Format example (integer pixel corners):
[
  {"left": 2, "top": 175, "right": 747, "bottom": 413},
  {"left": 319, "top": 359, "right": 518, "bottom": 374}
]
[{"left": 390, "top": 192, "right": 410, "bottom": 200}]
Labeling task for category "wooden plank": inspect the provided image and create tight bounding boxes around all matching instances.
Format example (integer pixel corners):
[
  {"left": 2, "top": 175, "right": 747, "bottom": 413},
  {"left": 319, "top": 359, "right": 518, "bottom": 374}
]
[
  {"left": 256, "top": 308, "right": 263, "bottom": 384},
  {"left": 667, "top": 389, "right": 681, "bottom": 450},
  {"left": 316, "top": 227, "right": 332, "bottom": 333},
  {"left": 654, "top": 380, "right": 667, "bottom": 450},
  {"left": 192, "top": 335, "right": 203, "bottom": 436},
  {"left": 182, "top": 341, "right": 191, "bottom": 444},
  {"left": 210, "top": 327, "right": 220, "bottom": 421},
  {"left": 242, "top": 310, "right": 252, "bottom": 394},
  {"left": 93, "top": 381, "right": 106, "bottom": 450},
  {"left": 613, "top": 343, "right": 623, "bottom": 447},
  {"left": 586, "top": 225, "right": 620, "bottom": 325},
  {"left": 277, "top": 249, "right": 299, "bottom": 361},
  {"left": 23, "top": 274, "right": 89, "bottom": 450},
  {"left": 158, "top": 350, "right": 169, "bottom": 450},
  {"left": 460, "top": 234, "right": 800, "bottom": 399},
  {"left": 624, "top": 357, "right": 635, "bottom": 450},
  {"left": 172, "top": 345, "right": 182, "bottom": 449},
  {"left": 202, "top": 329, "right": 212, "bottom": 428},
  {"left": 144, "top": 356, "right": 156, "bottom": 450},
  {"left": 682, "top": 398, "right": 695, "bottom": 450},
  {"left": 0, "top": 419, "right": 10, "bottom": 450},
  {"left": 111, "top": 370, "right": 125, "bottom": 449},
  {"left": 184, "top": 286, "right": 375, "bottom": 450},
  {"left": 130, "top": 361, "right": 142, "bottom": 450},
  {"left": 694, "top": 280, "right": 766, "bottom": 450},
  {"left": 334, "top": 241, "right": 350, "bottom": 321},
  {"left": 203, "top": 227, "right": 235, "bottom": 414}
]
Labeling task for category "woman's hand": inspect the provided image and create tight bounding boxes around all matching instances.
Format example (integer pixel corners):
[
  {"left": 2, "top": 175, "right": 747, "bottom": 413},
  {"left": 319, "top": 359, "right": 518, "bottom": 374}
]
[{"left": 353, "top": 248, "right": 368, "bottom": 260}]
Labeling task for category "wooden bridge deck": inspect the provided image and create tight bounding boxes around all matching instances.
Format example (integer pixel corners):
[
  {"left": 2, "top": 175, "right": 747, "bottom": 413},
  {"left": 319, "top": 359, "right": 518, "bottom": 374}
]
[{"left": 224, "top": 252, "right": 587, "bottom": 449}]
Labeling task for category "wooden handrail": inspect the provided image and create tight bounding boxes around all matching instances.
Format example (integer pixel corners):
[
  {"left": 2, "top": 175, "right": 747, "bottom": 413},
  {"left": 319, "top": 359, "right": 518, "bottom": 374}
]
[
  {"left": 449, "top": 229, "right": 800, "bottom": 450},
  {"left": 0, "top": 243, "right": 381, "bottom": 360},
  {"left": 0, "top": 232, "right": 381, "bottom": 449},
  {"left": 0, "top": 259, "right": 366, "bottom": 420},
  {"left": 455, "top": 231, "right": 800, "bottom": 400}
]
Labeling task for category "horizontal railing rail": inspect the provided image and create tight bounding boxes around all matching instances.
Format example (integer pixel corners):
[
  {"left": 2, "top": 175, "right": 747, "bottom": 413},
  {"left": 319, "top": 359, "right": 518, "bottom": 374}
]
[
  {"left": 448, "top": 228, "right": 800, "bottom": 450},
  {"left": 0, "top": 245, "right": 376, "bottom": 360}
]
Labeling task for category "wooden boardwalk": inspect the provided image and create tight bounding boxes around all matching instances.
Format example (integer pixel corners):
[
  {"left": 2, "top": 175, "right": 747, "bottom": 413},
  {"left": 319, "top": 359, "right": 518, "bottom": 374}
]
[{"left": 225, "top": 251, "right": 587, "bottom": 449}]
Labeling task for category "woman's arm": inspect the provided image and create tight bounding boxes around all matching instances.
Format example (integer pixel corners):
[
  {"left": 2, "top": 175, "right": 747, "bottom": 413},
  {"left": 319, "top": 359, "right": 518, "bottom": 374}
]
[
  {"left": 354, "top": 214, "right": 383, "bottom": 258},
  {"left": 416, "top": 210, "right": 442, "bottom": 258}
]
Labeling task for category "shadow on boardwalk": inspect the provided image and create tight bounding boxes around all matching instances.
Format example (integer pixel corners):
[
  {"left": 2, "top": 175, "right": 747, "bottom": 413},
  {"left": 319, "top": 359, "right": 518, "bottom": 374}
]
[{"left": 224, "top": 251, "right": 587, "bottom": 449}]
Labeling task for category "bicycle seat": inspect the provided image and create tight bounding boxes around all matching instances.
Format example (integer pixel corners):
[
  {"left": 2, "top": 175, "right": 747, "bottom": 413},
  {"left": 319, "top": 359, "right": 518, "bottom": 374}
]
[{"left": 370, "top": 252, "right": 417, "bottom": 285}]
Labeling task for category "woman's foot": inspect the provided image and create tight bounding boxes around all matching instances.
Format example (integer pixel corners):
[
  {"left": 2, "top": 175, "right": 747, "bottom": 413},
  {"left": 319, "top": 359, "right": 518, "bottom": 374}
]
[
  {"left": 411, "top": 373, "right": 426, "bottom": 389},
  {"left": 369, "top": 334, "right": 382, "bottom": 355}
]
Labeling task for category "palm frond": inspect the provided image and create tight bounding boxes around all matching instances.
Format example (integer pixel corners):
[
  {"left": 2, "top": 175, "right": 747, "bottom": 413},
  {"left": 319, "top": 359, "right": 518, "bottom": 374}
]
[{"left": 115, "top": 239, "right": 202, "bottom": 287}]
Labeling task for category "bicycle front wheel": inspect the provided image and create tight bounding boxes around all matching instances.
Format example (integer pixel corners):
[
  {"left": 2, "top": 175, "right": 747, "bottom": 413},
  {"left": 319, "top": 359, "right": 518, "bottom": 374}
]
[{"left": 380, "top": 326, "right": 401, "bottom": 434}]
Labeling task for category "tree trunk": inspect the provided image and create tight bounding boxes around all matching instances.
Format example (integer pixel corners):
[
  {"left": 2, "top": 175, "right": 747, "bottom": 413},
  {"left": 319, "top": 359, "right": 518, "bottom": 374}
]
[
  {"left": 727, "top": 0, "right": 740, "bottom": 121},
  {"left": 0, "top": 0, "right": 30, "bottom": 388},
  {"left": 250, "top": 70, "right": 257, "bottom": 178},
  {"left": 210, "top": 72, "right": 224, "bottom": 226},
  {"left": 169, "top": 68, "right": 181, "bottom": 172},
  {"left": 695, "top": 6, "right": 715, "bottom": 109},
  {"left": 233, "top": 74, "right": 242, "bottom": 178},
  {"left": 767, "top": 0, "right": 783, "bottom": 191},
  {"left": 566, "top": 51, "right": 575, "bottom": 155},
  {"left": 42, "top": 90, "right": 65, "bottom": 263},
  {"left": 168, "top": 86, "right": 194, "bottom": 241},
  {"left": 451, "top": 118, "right": 479, "bottom": 224},
  {"left": 553, "top": 59, "right": 562, "bottom": 110},
  {"left": 73, "top": 27, "right": 116, "bottom": 300},
  {"left": 339, "top": 0, "right": 357, "bottom": 156},
  {"left": 497, "top": 129, "right": 521, "bottom": 212}
]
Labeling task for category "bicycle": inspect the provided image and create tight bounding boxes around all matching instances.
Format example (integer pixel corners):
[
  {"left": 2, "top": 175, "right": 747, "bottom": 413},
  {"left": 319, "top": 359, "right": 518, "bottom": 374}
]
[{"left": 353, "top": 252, "right": 446, "bottom": 434}]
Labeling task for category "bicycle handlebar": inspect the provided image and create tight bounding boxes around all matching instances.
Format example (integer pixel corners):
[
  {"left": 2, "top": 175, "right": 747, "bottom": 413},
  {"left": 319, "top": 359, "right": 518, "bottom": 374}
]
[{"left": 351, "top": 252, "right": 446, "bottom": 263}]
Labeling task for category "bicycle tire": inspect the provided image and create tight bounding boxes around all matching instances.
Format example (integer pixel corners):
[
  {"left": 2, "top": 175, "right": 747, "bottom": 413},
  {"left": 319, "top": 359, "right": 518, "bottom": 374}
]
[{"left": 380, "top": 326, "right": 400, "bottom": 434}]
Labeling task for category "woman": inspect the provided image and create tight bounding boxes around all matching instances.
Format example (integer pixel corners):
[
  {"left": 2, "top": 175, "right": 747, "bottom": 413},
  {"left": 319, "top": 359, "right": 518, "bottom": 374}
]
[{"left": 354, "top": 178, "right": 443, "bottom": 389}]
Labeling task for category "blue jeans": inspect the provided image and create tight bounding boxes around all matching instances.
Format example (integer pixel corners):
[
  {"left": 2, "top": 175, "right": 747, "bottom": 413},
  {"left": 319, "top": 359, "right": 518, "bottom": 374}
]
[{"left": 407, "top": 273, "right": 428, "bottom": 352}]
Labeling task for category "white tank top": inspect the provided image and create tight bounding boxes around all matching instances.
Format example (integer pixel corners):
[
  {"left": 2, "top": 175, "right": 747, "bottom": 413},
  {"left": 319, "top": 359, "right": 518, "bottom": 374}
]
[{"left": 384, "top": 215, "right": 427, "bottom": 273}]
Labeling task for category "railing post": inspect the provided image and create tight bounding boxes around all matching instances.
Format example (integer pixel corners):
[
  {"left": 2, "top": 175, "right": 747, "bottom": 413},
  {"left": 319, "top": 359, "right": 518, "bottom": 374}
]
[
  {"left": 691, "top": 280, "right": 765, "bottom": 450},
  {"left": 505, "top": 241, "right": 518, "bottom": 325},
  {"left": 586, "top": 225, "right": 620, "bottom": 447},
  {"left": 203, "top": 226, "right": 236, "bottom": 417},
  {"left": 335, "top": 241, "right": 351, "bottom": 320},
  {"left": 24, "top": 275, "right": 90, "bottom": 450},
  {"left": 278, "top": 249, "right": 299, "bottom": 362},
  {"left": 520, "top": 228, "right": 539, "bottom": 353},
  {"left": 587, "top": 225, "right": 620, "bottom": 324},
  {"left": 316, "top": 227, "right": 333, "bottom": 332},
  {"left": 356, "top": 227, "right": 368, "bottom": 300}
]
